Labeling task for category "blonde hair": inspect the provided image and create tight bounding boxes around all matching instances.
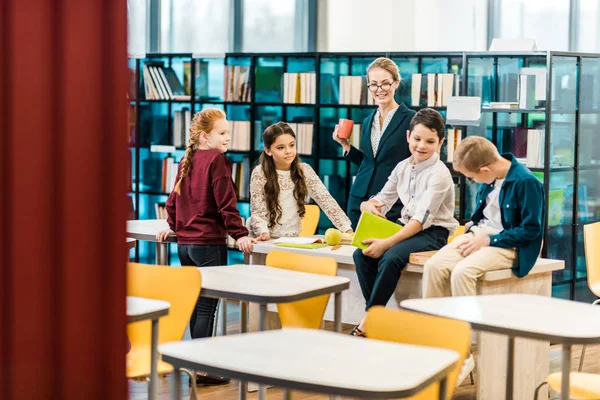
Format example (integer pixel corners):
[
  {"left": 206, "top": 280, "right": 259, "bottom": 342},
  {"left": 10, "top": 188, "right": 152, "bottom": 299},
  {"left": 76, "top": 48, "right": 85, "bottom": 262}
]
[
  {"left": 453, "top": 136, "right": 500, "bottom": 172},
  {"left": 173, "top": 108, "right": 227, "bottom": 195},
  {"left": 367, "top": 57, "right": 401, "bottom": 83}
]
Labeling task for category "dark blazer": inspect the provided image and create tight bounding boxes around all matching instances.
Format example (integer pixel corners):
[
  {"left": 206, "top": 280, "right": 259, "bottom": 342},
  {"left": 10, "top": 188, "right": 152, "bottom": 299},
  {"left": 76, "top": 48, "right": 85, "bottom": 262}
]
[{"left": 346, "top": 103, "right": 415, "bottom": 228}]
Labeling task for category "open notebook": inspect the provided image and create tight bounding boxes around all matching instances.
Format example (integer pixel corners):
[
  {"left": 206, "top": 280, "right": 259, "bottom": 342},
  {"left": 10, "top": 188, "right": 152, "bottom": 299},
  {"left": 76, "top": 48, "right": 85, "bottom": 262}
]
[
  {"left": 352, "top": 211, "right": 402, "bottom": 250},
  {"left": 273, "top": 237, "right": 328, "bottom": 249}
]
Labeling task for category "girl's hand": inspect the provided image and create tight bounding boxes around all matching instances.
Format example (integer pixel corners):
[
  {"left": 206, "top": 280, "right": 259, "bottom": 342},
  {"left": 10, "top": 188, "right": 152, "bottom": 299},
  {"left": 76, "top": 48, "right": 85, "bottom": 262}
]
[
  {"left": 156, "top": 228, "right": 175, "bottom": 242},
  {"left": 237, "top": 236, "right": 257, "bottom": 254},
  {"left": 360, "top": 201, "right": 385, "bottom": 218},
  {"left": 362, "top": 238, "right": 391, "bottom": 259},
  {"left": 332, "top": 124, "right": 350, "bottom": 152},
  {"left": 256, "top": 232, "right": 270, "bottom": 241},
  {"left": 465, "top": 221, "right": 474, "bottom": 230}
]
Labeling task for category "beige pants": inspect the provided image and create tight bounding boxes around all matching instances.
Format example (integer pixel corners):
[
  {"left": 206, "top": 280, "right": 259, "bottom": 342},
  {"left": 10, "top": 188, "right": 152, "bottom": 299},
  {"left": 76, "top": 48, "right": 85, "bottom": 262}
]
[{"left": 422, "top": 226, "right": 517, "bottom": 297}]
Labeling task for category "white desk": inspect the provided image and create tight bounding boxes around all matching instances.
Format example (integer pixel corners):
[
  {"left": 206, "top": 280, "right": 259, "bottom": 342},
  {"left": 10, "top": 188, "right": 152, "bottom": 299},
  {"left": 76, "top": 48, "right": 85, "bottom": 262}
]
[
  {"left": 160, "top": 328, "right": 459, "bottom": 400},
  {"left": 127, "top": 238, "right": 137, "bottom": 250},
  {"left": 126, "top": 219, "right": 174, "bottom": 264},
  {"left": 199, "top": 264, "right": 349, "bottom": 399},
  {"left": 127, "top": 296, "right": 170, "bottom": 400},
  {"left": 402, "top": 294, "right": 600, "bottom": 400}
]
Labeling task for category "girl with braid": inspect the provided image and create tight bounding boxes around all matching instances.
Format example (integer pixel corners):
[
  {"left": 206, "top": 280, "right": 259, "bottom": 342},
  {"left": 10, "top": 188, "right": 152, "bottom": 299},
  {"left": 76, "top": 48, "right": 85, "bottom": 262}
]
[
  {"left": 156, "top": 108, "right": 254, "bottom": 386},
  {"left": 247, "top": 122, "right": 352, "bottom": 239}
]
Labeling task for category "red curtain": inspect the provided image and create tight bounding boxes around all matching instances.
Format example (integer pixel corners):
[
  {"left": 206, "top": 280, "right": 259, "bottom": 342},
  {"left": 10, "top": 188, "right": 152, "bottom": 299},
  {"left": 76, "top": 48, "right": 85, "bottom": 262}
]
[{"left": 0, "top": 1, "right": 128, "bottom": 399}]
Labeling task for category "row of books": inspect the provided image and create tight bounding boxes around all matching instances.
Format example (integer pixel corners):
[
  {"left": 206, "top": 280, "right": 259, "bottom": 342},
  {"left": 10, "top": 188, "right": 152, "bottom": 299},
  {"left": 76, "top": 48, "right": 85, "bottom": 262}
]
[
  {"left": 173, "top": 108, "right": 191, "bottom": 148},
  {"left": 411, "top": 73, "right": 459, "bottom": 108},
  {"left": 284, "top": 122, "right": 314, "bottom": 155},
  {"left": 445, "top": 128, "right": 463, "bottom": 162},
  {"left": 228, "top": 121, "right": 252, "bottom": 151},
  {"left": 232, "top": 157, "right": 251, "bottom": 200},
  {"left": 283, "top": 72, "right": 317, "bottom": 104},
  {"left": 225, "top": 66, "right": 252, "bottom": 102},
  {"left": 161, "top": 157, "right": 179, "bottom": 193},
  {"left": 339, "top": 76, "right": 376, "bottom": 105},
  {"left": 142, "top": 63, "right": 189, "bottom": 101}
]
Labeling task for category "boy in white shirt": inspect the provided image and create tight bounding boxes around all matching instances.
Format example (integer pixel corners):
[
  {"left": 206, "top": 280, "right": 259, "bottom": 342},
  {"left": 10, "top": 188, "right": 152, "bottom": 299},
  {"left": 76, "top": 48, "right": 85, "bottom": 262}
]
[{"left": 350, "top": 108, "right": 458, "bottom": 337}]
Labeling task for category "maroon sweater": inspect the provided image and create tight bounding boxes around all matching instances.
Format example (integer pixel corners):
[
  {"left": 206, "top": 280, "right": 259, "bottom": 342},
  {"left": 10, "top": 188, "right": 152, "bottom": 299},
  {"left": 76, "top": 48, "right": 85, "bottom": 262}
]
[{"left": 166, "top": 149, "right": 248, "bottom": 245}]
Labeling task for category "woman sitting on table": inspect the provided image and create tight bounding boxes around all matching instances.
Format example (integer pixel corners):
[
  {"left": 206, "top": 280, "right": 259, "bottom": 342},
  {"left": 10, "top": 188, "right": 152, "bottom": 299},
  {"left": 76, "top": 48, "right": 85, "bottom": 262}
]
[
  {"left": 332, "top": 57, "right": 415, "bottom": 229},
  {"left": 247, "top": 122, "right": 353, "bottom": 240}
]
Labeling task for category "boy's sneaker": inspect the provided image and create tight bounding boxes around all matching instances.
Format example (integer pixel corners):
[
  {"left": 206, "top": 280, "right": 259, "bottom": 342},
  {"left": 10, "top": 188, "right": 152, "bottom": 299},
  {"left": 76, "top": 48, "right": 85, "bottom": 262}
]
[{"left": 456, "top": 354, "right": 475, "bottom": 387}]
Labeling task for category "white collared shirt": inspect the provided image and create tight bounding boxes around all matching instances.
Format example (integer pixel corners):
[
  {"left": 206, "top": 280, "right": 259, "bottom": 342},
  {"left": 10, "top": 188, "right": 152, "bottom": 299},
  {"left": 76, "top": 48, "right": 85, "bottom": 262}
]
[
  {"left": 371, "top": 106, "right": 399, "bottom": 156},
  {"left": 372, "top": 152, "right": 458, "bottom": 234}
]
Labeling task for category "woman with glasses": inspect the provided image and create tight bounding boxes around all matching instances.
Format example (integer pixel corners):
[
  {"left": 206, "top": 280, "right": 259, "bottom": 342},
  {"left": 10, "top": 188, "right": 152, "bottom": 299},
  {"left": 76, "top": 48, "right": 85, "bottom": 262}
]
[{"left": 332, "top": 57, "right": 416, "bottom": 228}]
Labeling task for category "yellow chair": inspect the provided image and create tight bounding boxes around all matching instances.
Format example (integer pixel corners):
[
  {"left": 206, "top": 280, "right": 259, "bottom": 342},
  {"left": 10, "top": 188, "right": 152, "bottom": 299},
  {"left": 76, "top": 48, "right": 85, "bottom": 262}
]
[
  {"left": 127, "top": 262, "right": 202, "bottom": 399},
  {"left": 365, "top": 306, "right": 471, "bottom": 400},
  {"left": 299, "top": 204, "right": 320, "bottom": 236},
  {"left": 535, "top": 372, "right": 600, "bottom": 399},
  {"left": 265, "top": 250, "right": 337, "bottom": 329},
  {"left": 448, "top": 225, "right": 466, "bottom": 244},
  {"left": 578, "top": 221, "right": 600, "bottom": 371}
]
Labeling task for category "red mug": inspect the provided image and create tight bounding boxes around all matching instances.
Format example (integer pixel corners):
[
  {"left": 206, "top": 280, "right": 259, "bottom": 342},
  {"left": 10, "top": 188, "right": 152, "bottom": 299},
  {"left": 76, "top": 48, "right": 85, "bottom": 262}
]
[{"left": 337, "top": 118, "right": 354, "bottom": 139}]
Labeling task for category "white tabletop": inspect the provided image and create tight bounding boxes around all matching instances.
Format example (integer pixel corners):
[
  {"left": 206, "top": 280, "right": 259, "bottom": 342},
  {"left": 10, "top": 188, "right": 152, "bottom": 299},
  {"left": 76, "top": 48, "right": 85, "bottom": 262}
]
[
  {"left": 127, "top": 238, "right": 137, "bottom": 249},
  {"left": 401, "top": 294, "right": 600, "bottom": 344},
  {"left": 159, "top": 328, "right": 458, "bottom": 398},
  {"left": 126, "top": 219, "right": 176, "bottom": 243},
  {"left": 127, "top": 296, "right": 170, "bottom": 323},
  {"left": 199, "top": 264, "right": 350, "bottom": 303},
  {"left": 253, "top": 237, "right": 356, "bottom": 265}
]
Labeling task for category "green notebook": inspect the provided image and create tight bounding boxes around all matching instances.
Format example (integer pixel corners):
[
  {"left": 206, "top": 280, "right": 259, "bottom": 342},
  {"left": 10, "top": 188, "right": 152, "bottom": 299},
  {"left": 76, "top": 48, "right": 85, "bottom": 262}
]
[
  {"left": 275, "top": 242, "right": 329, "bottom": 249},
  {"left": 351, "top": 211, "right": 402, "bottom": 250},
  {"left": 273, "top": 237, "right": 328, "bottom": 250}
]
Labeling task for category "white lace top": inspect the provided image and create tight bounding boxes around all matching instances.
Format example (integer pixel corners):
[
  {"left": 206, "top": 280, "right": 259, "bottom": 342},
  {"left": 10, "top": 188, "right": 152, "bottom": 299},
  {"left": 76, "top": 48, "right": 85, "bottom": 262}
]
[{"left": 248, "top": 163, "right": 352, "bottom": 238}]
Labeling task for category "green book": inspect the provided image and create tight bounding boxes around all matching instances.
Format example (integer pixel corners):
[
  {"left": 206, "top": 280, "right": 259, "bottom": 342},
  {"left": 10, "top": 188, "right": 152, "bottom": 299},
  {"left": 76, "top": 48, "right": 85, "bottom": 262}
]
[
  {"left": 273, "top": 237, "right": 328, "bottom": 250},
  {"left": 275, "top": 242, "right": 329, "bottom": 249},
  {"left": 351, "top": 211, "right": 402, "bottom": 250}
]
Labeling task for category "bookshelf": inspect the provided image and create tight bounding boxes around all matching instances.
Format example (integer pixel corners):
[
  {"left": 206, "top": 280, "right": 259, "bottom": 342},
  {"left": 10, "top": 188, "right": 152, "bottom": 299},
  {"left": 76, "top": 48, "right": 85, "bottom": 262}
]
[{"left": 128, "top": 51, "right": 600, "bottom": 301}]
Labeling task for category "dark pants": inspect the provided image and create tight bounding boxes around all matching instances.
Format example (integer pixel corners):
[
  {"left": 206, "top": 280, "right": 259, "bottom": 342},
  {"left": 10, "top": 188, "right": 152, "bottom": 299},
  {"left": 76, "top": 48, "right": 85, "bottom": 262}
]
[
  {"left": 348, "top": 194, "right": 403, "bottom": 230},
  {"left": 178, "top": 244, "right": 227, "bottom": 339},
  {"left": 353, "top": 226, "right": 448, "bottom": 310}
]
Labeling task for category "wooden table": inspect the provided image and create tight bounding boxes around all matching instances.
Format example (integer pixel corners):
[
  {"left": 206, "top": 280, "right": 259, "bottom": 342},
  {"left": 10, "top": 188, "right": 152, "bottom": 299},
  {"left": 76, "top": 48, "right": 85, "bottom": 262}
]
[
  {"left": 159, "top": 328, "right": 459, "bottom": 400},
  {"left": 127, "top": 296, "right": 170, "bottom": 400},
  {"left": 402, "top": 294, "right": 600, "bottom": 400},
  {"left": 126, "top": 219, "right": 174, "bottom": 264}
]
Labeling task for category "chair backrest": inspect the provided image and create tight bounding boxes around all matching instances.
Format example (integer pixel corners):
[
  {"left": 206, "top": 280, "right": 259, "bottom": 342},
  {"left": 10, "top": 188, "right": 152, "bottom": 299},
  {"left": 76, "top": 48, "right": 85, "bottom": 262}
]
[
  {"left": 585, "top": 221, "right": 600, "bottom": 297},
  {"left": 127, "top": 263, "right": 202, "bottom": 346},
  {"left": 299, "top": 204, "right": 320, "bottom": 237},
  {"left": 265, "top": 250, "right": 337, "bottom": 329},
  {"left": 448, "top": 225, "right": 466, "bottom": 244},
  {"left": 365, "top": 306, "right": 471, "bottom": 400}
]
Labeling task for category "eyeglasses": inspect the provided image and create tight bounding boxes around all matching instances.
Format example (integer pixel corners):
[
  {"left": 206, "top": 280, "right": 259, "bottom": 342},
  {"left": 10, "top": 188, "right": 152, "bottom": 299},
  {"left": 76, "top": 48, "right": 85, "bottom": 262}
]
[{"left": 367, "top": 82, "right": 395, "bottom": 92}]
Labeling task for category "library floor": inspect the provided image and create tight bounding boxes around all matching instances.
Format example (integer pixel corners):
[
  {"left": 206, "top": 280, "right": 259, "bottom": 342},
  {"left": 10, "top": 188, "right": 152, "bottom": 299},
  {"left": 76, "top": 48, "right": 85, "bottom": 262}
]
[{"left": 129, "top": 304, "right": 599, "bottom": 400}]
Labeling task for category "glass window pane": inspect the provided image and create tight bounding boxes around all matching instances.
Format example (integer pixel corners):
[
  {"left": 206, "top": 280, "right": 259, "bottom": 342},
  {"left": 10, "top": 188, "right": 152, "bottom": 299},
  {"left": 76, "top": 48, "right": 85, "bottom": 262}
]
[
  {"left": 128, "top": 0, "right": 147, "bottom": 55},
  {"left": 243, "top": 0, "right": 296, "bottom": 52},
  {"left": 160, "top": 0, "right": 230, "bottom": 53},
  {"left": 499, "top": 0, "right": 569, "bottom": 51},
  {"left": 578, "top": 0, "right": 600, "bottom": 52}
]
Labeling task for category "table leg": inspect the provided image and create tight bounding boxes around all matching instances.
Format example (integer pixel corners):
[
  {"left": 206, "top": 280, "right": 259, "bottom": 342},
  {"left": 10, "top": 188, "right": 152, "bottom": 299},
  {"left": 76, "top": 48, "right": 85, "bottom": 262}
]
[
  {"left": 156, "top": 242, "right": 169, "bottom": 265},
  {"left": 221, "top": 299, "right": 227, "bottom": 336},
  {"left": 149, "top": 318, "right": 159, "bottom": 400},
  {"left": 561, "top": 344, "right": 572, "bottom": 400},
  {"left": 258, "top": 303, "right": 267, "bottom": 399},
  {"left": 334, "top": 292, "right": 342, "bottom": 333},
  {"left": 506, "top": 336, "right": 515, "bottom": 400},
  {"left": 171, "top": 368, "right": 181, "bottom": 400},
  {"left": 438, "top": 376, "right": 447, "bottom": 400},
  {"left": 239, "top": 301, "right": 248, "bottom": 400}
]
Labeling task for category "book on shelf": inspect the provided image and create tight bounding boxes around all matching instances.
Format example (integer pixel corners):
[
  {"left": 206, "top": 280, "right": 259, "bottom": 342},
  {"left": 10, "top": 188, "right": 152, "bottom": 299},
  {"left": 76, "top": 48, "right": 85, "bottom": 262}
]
[
  {"left": 446, "top": 128, "right": 462, "bottom": 162},
  {"left": 231, "top": 157, "right": 251, "bottom": 199},
  {"left": 518, "top": 74, "right": 536, "bottom": 109},
  {"left": 526, "top": 129, "right": 545, "bottom": 168},
  {"left": 349, "top": 124, "right": 362, "bottom": 149},
  {"left": 154, "top": 202, "right": 168, "bottom": 220},
  {"left": 284, "top": 122, "right": 314, "bottom": 155},
  {"left": 161, "top": 156, "right": 179, "bottom": 193},
  {"left": 489, "top": 102, "right": 519, "bottom": 109},
  {"left": 410, "top": 73, "right": 458, "bottom": 107},
  {"left": 224, "top": 66, "right": 251, "bottom": 102},
  {"left": 172, "top": 108, "right": 191, "bottom": 148},
  {"left": 338, "top": 76, "right": 375, "bottom": 105},
  {"left": 229, "top": 121, "right": 252, "bottom": 151},
  {"left": 283, "top": 72, "right": 316, "bottom": 104},
  {"left": 142, "top": 63, "right": 190, "bottom": 101}
]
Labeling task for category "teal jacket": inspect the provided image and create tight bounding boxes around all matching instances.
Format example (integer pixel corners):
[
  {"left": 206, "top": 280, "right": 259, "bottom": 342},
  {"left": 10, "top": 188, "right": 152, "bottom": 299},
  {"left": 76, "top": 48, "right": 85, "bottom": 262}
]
[{"left": 468, "top": 154, "right": 545, "bottom": 278}]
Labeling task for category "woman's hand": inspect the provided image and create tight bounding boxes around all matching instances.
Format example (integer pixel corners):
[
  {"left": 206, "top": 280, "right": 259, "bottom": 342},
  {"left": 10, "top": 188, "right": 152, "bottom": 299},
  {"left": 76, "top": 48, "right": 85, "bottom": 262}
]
[
  {"left": 360, "top": 201, "right": 385, "bottom": 218},
  {"left": 237, "top": 236, "right": 257, "bottom": 254},
  {"left": 255, "top": 232, "right": 270, "bottom": 241},
  {"left": 156, "top": 228, "right": 175, "bottom": 242},
  {"left": 332, "top": 124, "right": 350, "bottom": 153},
  {"left": 362, "top": 238, "right": 391, "bottom": 259}
]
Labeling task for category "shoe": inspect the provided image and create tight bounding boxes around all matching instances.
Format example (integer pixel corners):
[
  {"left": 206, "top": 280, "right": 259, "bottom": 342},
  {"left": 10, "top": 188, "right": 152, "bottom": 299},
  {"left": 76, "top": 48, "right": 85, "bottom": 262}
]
[
  {"left": 349, "top": 325, "right": 366, "bottom": 338},
  {"left": 456, "top": 354, "right": 475, "bottom": 387},
  {"left": 189, "top": 373, "right": 231, "bottom": 387}
]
